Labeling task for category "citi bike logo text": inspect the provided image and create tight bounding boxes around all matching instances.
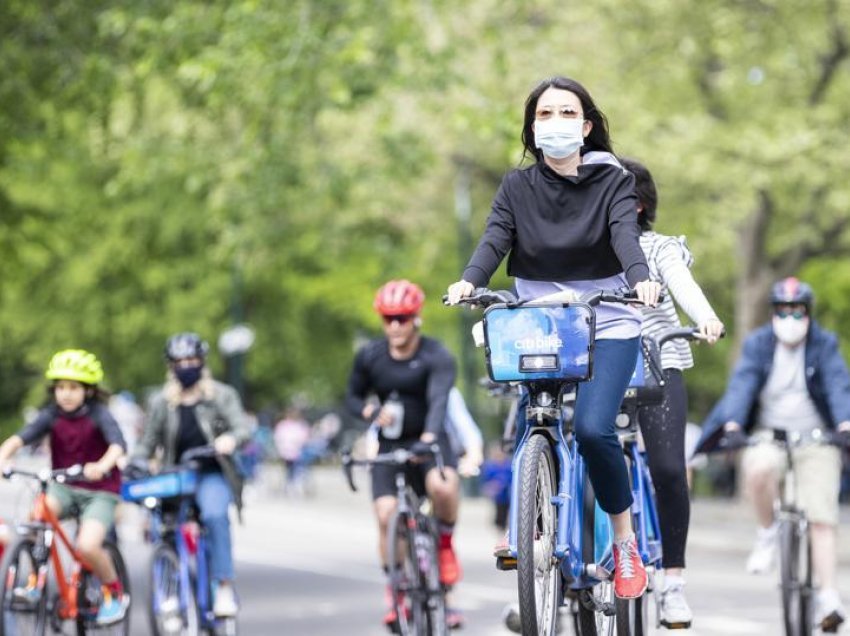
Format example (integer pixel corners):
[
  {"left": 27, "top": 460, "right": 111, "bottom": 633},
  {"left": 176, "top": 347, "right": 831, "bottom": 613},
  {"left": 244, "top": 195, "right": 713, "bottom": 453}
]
[{"left": 514, "top": 335, "right": 563, "bottom": 350}]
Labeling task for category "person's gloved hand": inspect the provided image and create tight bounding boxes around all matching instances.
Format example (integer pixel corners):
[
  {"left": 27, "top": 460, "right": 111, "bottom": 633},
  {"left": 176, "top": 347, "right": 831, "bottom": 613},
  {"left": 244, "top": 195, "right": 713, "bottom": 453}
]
[{"left": 718, "top": 427, "right": 749, "bottom": 451}]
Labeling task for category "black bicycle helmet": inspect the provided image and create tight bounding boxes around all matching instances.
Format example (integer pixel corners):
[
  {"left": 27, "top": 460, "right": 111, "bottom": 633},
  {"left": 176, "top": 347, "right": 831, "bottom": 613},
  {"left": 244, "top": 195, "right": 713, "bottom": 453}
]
[
  {"left": 164, "top": 332, "right": 209, "bottom": 361},
  {"left": 770, "top": 277, "right": 814, "bottom": 307}
]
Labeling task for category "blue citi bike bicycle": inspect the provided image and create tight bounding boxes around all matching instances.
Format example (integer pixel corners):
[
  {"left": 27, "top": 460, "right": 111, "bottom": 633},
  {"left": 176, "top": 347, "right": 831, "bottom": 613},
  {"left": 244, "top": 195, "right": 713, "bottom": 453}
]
[
  {"left": 449, "top": 288, "right": 678, "bottom": 636},
  {"left": 122, "top": 447, "right": 238, "bottom": 636}
]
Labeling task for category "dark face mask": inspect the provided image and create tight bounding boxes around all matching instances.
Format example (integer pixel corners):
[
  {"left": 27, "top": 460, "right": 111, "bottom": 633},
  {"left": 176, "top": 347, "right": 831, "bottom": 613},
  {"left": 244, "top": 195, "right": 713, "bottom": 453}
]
[{"left": 174, "top": 365, "right": 203, "bottom": 388}]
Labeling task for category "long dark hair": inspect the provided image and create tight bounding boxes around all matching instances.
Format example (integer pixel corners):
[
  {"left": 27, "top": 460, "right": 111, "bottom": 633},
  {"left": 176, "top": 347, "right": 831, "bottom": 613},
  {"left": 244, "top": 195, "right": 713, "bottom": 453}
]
[
  {"left": 619, "top": 157, "right": 658, "bottom": 231},
  {"left": 521, "top": 76, "right": 613, "bottom": 163}
]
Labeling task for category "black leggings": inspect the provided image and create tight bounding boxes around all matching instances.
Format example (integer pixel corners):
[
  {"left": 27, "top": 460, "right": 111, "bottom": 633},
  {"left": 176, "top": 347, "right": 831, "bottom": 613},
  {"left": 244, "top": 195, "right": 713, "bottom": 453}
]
[{"left": 638, "top": 368, "right": 689, "bottom": 569}]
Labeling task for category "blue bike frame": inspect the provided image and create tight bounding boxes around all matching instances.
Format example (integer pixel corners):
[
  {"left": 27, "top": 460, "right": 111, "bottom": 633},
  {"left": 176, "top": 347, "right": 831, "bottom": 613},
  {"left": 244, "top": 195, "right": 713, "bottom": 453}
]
[
  {"left": 505, "top": 386, "right": 664, "bottom": 592},
  {"left": 147, "top": 490, "right": 217, "bottom": 630}
]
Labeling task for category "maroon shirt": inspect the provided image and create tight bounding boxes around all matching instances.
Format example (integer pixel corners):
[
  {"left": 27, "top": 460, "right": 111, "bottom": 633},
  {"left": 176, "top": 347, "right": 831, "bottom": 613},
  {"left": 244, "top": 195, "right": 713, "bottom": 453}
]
[{"left": 19, "top": 403, "right": 126, "bottom": 495}]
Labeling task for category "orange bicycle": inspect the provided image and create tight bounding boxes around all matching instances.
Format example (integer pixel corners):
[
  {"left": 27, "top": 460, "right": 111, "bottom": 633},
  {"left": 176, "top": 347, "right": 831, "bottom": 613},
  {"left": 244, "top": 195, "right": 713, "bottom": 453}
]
[{"left": 0, "top": 464, "right": 130, "bottom": 635}]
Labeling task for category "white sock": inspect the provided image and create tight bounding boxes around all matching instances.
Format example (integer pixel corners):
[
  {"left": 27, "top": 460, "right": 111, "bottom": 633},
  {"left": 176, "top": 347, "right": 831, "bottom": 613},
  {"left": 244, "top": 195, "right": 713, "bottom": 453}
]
[{"left": 664, "top": 575, "right": 685, "bottom": 590}]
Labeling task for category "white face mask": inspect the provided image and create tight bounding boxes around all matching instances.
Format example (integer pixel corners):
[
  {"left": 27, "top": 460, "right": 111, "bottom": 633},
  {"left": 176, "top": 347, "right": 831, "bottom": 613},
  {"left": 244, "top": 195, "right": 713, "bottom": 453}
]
[
  {"left": 534, "top": 118, "right": 584, "bottom": 159},
  {"left": 772, "top": 315, "right": 809, "bottom": 346}
]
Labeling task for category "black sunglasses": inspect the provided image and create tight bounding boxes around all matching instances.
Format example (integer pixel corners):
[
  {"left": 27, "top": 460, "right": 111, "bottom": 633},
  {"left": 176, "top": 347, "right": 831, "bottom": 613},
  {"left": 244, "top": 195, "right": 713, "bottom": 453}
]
[{"left": 382, "top": 314, "right": 415, "bottom": 325}]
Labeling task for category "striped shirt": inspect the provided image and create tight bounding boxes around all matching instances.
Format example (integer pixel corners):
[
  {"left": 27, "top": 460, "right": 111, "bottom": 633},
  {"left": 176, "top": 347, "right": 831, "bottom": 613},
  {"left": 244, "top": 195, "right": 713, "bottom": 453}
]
[{"left": 640, "top": 232, "right": 718, "bottom": 370}]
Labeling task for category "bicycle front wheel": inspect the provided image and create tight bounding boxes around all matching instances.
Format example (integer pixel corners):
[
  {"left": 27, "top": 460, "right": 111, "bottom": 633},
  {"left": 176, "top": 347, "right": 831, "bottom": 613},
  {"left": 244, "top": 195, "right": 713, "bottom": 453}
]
[
  {"left": 409, "top": 517, "right": 447, "bottom": 636},
  {"left": 517, "top": 433, "right": 560, "bottom": 636},
  {"left": 779, "top": 518, "right": 813, "bottom": 636},
  {"left": 387, "top": 510, "right": 418, "bottom": 636},
  {"left": 149, "top": 543, "right": 200, "bottom": 636},
  {"left": 0, "top": 536, "right": 48, "bottom": 636}
]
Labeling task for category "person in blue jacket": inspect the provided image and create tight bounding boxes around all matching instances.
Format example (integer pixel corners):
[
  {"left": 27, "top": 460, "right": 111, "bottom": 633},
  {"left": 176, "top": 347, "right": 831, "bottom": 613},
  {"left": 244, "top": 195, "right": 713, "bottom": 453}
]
[{"left": 694, "top": 277, "right": 850, "bottom": 632}]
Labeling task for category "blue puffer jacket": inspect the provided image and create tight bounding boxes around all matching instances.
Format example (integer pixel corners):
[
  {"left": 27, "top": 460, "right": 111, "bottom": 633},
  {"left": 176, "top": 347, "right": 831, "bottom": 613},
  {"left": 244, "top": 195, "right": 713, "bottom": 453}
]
[{"left": 694, "top": 320, "right": 850, "bottom": 454}]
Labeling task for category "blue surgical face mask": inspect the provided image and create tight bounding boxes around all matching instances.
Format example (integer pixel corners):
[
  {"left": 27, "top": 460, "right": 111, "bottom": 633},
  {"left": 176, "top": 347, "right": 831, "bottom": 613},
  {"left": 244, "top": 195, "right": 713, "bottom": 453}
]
[
  {"left": 534, "top": 118, "right": 585, "bottom": 159},
  {"left": 175, "top": 364, "right": 203, "bottom": 388}
]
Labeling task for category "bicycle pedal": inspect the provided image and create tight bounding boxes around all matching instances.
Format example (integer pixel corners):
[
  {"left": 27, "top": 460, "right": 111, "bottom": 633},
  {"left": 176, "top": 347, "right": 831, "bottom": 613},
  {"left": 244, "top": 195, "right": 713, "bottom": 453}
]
[
  {"left": 660, "top": 619, "right": 692, "bottom": 629},
  {"left": 496, "top": 556, "right": 517, "bottom": 571},
  {"left": 821, "top": 611, "right": 845, "bottom": 633}
]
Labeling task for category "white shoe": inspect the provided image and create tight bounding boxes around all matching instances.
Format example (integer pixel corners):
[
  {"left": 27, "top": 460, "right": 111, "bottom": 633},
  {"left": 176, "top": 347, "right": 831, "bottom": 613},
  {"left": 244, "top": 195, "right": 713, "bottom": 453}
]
[
  {"left": 660, "top": 581, "right": 693, "bottom": 629},
  {"left": 213, "top": 583, "right": 238, "bottom": 618},
  {"left": 816, "top": 588, "right": 846, "bottom": 633},
  {"left": 745, "top": 524, "right": 778, "bottom": 574}
]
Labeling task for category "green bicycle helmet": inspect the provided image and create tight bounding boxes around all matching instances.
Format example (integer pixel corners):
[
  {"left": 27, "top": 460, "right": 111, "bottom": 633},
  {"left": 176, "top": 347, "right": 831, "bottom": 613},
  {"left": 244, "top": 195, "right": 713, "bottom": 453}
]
[{"left": 45, "top": 349, "right": 104, "bottom": 386}]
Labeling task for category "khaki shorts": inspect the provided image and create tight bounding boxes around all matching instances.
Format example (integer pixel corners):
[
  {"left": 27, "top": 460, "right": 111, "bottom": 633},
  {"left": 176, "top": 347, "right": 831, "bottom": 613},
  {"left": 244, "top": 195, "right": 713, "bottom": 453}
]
[
  {"left": 46, "top": 483, "right": 120, "bottom": 529},
  {"left": 741, "top": 433, "right": 841, "bottom": 526}
]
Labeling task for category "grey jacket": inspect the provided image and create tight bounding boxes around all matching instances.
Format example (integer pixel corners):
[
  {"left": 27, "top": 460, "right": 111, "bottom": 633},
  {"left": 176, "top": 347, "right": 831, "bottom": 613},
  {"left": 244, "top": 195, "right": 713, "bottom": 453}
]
[{"left": 134, "top": 379, "right": 250, "bottom": 513}]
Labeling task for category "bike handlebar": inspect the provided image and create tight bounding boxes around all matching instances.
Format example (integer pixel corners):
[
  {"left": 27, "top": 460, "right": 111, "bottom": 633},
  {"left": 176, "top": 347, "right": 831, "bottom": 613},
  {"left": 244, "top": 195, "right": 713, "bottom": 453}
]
[
  {"left": 443, "top": 287, "right": 664, "bottom": 309},
  {"left": 654, "top": 326, "right": 726, "bottom": 349},
  {"left": 178, "top": 445, "right": 218, "bottom": 464},
  {"left": 718, "top": 427, "right": 850, "bottom": 453},
  {"left": 341, "top": 443, "right": 446, "bottom": 492},
  {"left": 2, "top": 464, "right": 85, "bottom": 485}
]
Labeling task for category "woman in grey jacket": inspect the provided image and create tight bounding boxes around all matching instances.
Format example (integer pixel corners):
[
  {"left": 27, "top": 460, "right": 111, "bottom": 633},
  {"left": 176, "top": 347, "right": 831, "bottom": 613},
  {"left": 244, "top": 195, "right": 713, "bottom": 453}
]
[{"left": 134, "top": 332, "right": 250, "bottom": 619}]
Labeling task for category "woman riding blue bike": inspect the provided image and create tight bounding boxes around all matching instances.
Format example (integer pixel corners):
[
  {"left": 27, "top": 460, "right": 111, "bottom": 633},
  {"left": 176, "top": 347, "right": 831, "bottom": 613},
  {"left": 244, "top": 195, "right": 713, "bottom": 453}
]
[
  {"left": 132, "top": 332, "right": 250, "bottom": 619},
  {"left": 447, "top": 75, "right": 661, "bottom": 599}
]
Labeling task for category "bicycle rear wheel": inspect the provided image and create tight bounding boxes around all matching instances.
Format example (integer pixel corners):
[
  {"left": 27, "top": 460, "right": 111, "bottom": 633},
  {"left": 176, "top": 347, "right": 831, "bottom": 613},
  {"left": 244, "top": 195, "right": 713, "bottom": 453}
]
[
  {"left": 0, "top": 536, "right": 48, "bottom": 636},
  {"left": 149, "top": 543, "right": 200, "bottom": 636},
  {"left": 517, "top": 433, "right": 560, "bottom": 636},
  {"left": 779, "top": 518, "right": 813, "bottom": 636},
  {"left": 76, "top": 540, "right": 131, "bottom": 635}
]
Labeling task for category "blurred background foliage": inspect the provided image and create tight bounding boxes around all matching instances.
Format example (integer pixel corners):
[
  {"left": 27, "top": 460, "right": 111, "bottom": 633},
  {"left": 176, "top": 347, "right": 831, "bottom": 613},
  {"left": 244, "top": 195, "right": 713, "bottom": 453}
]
[{"left": 1, "top": 0, "right": 850, "bottom": 436}]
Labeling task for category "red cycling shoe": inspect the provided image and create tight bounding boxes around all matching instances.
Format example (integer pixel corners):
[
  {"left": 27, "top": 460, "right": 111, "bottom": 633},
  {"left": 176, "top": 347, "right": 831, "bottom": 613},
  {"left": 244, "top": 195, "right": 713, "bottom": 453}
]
[
  {"left": 613, "top": 534, "right": 647, "bottom": 599},
  {"left": 439, "top": 543, "right": 462, "bottom": 586}
]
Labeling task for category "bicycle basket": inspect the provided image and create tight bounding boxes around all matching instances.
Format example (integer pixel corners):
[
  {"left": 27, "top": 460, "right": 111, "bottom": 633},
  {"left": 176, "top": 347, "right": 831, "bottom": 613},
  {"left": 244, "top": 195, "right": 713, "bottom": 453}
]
[
  {"left": 483, "top": 303, "right": 595, "bottom": 382},
  {"left": 121, "top": 469, "right": 198, "bottom": 502}
]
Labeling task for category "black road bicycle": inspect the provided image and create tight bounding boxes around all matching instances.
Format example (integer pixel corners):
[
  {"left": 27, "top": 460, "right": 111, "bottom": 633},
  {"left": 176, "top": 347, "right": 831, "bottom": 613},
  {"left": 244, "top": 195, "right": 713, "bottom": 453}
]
[{"left": 342, "top": 445, "right": 449, "bottom": 636}]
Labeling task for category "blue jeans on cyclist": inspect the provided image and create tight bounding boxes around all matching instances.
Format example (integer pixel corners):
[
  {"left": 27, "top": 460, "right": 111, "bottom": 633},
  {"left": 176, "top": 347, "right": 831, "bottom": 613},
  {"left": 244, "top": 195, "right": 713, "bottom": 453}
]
[{"left": 196, "top": 472, "right": 235, "bottom": 582}]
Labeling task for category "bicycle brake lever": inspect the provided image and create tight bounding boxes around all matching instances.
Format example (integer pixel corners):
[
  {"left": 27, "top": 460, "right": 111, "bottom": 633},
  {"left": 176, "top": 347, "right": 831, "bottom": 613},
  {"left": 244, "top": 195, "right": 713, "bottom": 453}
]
[{"left": 432, "top": 444, "right": 446, "bottom": 481}]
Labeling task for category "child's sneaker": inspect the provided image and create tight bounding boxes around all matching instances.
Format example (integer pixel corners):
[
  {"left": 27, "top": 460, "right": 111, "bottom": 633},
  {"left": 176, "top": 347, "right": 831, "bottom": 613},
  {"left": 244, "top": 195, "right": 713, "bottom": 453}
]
[{"left": 96, "top": 587, "right": 129, "bottom": 625}]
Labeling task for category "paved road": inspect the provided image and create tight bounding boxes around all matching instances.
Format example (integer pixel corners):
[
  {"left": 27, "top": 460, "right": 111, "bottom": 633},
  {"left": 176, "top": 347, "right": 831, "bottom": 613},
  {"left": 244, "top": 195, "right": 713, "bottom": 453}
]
[{"left": 1, "top": 462, "right": 848, "bottom": 635}]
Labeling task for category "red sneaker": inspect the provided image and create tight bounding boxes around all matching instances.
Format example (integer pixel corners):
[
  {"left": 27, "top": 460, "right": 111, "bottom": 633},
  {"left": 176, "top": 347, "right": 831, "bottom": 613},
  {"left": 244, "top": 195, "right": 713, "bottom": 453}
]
[
  {"left": 613, "top": 535, "right": 647, "bottom": 599},
  {"left": 439, "top": 540, "right": 462, "bottom": 586}
]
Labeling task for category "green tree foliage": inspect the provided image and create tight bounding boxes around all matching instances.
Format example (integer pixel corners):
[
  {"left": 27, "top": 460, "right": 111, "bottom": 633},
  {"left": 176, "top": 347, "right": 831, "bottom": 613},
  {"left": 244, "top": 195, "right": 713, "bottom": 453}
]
[{"left": 1, "top": 0, "right": 849, "bottom": 433}]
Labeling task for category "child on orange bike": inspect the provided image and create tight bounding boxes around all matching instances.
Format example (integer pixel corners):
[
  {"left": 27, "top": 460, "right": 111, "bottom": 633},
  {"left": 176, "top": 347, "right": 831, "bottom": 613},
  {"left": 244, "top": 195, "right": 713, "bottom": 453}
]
[{"left": 0, "top": 349, "right": 128, "bottom": 625}]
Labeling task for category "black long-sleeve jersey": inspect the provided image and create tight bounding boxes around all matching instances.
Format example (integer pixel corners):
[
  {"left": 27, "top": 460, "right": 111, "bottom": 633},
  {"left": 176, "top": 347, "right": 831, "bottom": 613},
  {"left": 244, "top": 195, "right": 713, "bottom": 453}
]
[{"left": 345, "top": 336, "right": 457, "bottom": 444}]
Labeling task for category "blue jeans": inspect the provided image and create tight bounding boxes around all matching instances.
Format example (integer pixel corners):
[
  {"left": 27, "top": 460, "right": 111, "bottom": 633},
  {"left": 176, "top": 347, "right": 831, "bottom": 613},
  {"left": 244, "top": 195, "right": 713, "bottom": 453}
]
[
  {"left": 516, "top": 337, "right": 638, "bottom": 515},
  {"left": 196, "top": 472, "right": 235, "bottom": 581}
]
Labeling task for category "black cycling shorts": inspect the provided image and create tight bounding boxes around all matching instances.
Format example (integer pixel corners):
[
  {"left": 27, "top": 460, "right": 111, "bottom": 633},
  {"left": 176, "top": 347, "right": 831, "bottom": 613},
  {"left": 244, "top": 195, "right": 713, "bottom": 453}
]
[{"left": 370, "top": 434, "right": 458, "bottom": 501}]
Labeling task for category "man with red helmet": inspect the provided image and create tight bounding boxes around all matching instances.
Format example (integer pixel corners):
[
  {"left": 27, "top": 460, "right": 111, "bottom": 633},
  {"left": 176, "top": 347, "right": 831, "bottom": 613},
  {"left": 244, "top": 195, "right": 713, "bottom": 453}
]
[
  {"left": 695, "top": 277, "right": 850, "bottom": 632},
  {"left": 346, "top": 279, "right": 464, "bottom": 631}
]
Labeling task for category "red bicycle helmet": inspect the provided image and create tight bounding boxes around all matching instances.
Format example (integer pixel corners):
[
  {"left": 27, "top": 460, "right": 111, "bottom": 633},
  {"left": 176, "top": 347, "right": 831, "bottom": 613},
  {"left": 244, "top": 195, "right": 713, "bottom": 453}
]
[{"left": 373, "top": 280, "right": 425, "bottom": 316}]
